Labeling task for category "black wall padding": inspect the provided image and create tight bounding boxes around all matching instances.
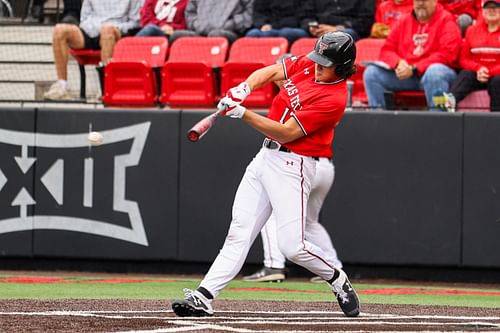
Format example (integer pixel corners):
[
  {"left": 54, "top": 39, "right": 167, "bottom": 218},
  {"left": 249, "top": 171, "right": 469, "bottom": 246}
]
[
  {"left": 33, "top": 108, "right": 180, "bottom": 260},
  {"left": 0, "top": 108, "right": 36, "bottom": 257},
  {"left": 462, "top": 113, "right": 500, "bottom": 267},
  {"left": 322, "top": 112, "right": 463, "bottom": 265}
]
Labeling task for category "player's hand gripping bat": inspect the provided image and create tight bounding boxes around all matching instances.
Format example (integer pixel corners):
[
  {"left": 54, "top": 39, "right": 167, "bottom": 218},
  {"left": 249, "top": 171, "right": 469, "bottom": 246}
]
[{"left": 186, "top": 104, "right": 228, "bottom": 142}]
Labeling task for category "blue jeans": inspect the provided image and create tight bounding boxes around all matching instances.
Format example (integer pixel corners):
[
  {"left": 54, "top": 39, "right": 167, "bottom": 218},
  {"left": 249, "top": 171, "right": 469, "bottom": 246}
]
[
  {"left": 245, "top": 27, "right": 309, "bottom": 44},
  {"left": 341, "top": 28, "right": 360, "bottom": 41},
  {"left": 363, "top": 63, "right": 457, "bottom": 110},
  {"left": 135, "top": 24, "right": 166, "bottom": 37}
]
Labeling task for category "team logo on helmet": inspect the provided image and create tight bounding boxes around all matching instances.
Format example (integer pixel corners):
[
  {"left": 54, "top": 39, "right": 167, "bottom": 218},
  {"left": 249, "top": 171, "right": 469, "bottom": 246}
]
[{"left": 318, "top": 41, "right": 328, "bottom": 55}]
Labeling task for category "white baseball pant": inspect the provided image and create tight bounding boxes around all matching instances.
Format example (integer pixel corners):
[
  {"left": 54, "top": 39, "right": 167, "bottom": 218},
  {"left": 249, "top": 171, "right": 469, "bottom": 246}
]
[
  {"left": 199, "top": 147, "right": 339, "bottom": 298},
  {"left": 261, "top": 157, "right": 342, "bottom": 269}
]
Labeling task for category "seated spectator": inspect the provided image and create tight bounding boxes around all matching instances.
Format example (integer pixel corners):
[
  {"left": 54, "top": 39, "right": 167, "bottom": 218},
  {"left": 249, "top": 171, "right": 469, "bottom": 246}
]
[
  {"left": 60, "top": 0, "right": 83, "bottom": 25},
  {"left": 439, "top": 0, "right": 482, "bottom": 36},
  {"left": 26, "top": 0, "right": 81, "bottom": 24},
  {"left": 170, "top": 0, "right": 254, "bottom": 43},
  {"left": 450, "top": 0, "right": 500, "bottom": 111},
  {"left": 370, "top": 0, "right": 413, "bottom": 38},
  {"left": 244, "top": 0, "right": 314, "bottom": 44},
  {"left": 25, "top": 0, "right": 46, "bottom": 23},
  {"left": 43, "top": 0, "right": 142, "bottom": 101},
  {"left": 308, "top": 0, "right": 375, "bottom": 41},
  {"left": 136, "top": 0, "right": 187, "bottom": 42},
  {"left": 363, "top": 0, "right": 461, "bottom": 110}
]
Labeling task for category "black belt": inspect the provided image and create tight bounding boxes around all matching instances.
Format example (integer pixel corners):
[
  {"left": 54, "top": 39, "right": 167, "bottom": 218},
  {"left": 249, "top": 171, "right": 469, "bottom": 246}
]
[{"left": 263, "top": 138, "right": 320, "bottom": 161}]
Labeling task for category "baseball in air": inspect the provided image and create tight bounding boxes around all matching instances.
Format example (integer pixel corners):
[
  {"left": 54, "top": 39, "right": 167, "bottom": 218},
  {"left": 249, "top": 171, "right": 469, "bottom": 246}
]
[{"left": 87, "top": 131, "right": 103, "bottom": 145}]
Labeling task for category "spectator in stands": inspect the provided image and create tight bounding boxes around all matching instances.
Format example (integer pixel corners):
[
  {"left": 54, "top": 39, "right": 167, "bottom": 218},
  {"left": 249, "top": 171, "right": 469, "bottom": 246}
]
[
  {"left": 439, "top": 0, "right": 482, "bottom": 36},
  {"left": 244, "top": 0, "right": 314, "bottom": 44},
  {"left": 136, "top": 0, "right": 187, "bottom": 42},
  {"left": 450, "top": 0, "right": 500, "bottom": 111},
  {"left": 60, "top": 0, "right": 83, "bottom": 25},
  {"left": 43, "top": 0, "right": 142, "bottom": 101},
  {"left": 370, "top": 0, "right": 413, "bottom": 38},
  {"left": 170, "top": 0, "right": 254, "bottom": 43},
  {"left": 308, "top": 0, "right": 375, "bottom": 41},
  {"left": 363, "top": 0, "right": 461, "bottom": 110},
  {"left": 25, "top": 0, "right": 46, "bottom": 23},
  {"left": 26, "top": 0, "right": 81, "bottom": 24}
]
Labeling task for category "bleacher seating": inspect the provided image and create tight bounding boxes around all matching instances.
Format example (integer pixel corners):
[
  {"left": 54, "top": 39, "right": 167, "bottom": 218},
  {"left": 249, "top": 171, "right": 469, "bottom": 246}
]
[
  {"left": 102, "top": 37, "right": 168, "bottom": 106},
  {"left": 458, "top": 90, "right": 490, "bottom": 112},
  {"left": 160, "top": 37, "right": 229, "bottom": 107},
  {"left": 290, "top": 38, "right": 316, "bottom": 57},
  {"left": 68, "top": 49, "right": 101, "bottom": 100},
  {"left": 352, "top": 38, "right": 385, "bottom": 105},
  {"left": 387, "top": 91, "right": 427, "bottom": 110},
  {"left": 221, "top": 37, "right": 289, "bottom": 107}
]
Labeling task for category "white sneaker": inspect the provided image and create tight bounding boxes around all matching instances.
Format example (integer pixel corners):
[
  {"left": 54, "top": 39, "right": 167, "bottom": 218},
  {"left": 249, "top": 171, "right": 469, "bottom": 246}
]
[{"left": 43, "top": 82, "right": 72, "bottom": 101}]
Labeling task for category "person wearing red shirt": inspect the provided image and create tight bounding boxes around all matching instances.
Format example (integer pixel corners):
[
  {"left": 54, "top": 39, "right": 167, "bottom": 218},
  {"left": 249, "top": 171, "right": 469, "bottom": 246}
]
[
  {"left": 438, "top": 0, "right": 482, "bottom": 35},
  {"left": 171, "top": 32, "right": 360, "bottom": 318},
  {"left": 136, "top": 0, "right": 187, "bottom": 42},
  {"left": 363, "top": 0, "right": 462, "bottom": 110},
  {"left": 371, "top": 0, "right": 414, "bottom": 38},
  {"left": 450, "top": 0, "right": 500, "bottom": 111}
]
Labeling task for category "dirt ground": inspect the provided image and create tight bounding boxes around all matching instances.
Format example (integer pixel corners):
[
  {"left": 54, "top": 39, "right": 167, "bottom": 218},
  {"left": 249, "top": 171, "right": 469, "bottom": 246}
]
[
  {"left": 0, "top": 299, "right": 499, "bottom": 332},
  {"left": 0, "top": 272, "right": 499, "bottom": 332}
]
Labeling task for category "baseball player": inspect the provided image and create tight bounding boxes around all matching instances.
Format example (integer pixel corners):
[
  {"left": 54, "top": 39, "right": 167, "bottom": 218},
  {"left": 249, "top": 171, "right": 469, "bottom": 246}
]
[
  {"left": 172, "top": 31, "right": 360, "bottom": 318},
  {"left": 244, "top": 54, "right": 344, "bottom": 283},
  {"left": 243, "top": 157, "right": 343, "bottom": 282}
]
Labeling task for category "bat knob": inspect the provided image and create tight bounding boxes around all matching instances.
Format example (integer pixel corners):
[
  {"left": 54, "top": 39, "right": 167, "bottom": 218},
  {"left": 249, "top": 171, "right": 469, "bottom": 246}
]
[{"left": 187, "top": 130, "right": 200, "bottom": 142}]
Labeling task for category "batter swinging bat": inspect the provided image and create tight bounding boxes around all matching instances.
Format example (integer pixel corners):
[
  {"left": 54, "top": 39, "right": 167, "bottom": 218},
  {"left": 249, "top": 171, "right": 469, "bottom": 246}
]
[{"left": 187, "top": 104, "right": 227, "bottom": 142}]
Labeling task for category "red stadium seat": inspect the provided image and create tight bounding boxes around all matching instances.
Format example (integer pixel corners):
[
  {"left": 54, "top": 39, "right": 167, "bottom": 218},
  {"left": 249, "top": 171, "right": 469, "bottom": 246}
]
[
  {"left": 458, "top": 90, "right": 490, "bottom": 112},
  {"left": 221, "top": 37, "right": 289, "bottom": 107},
  {"left": 69, "top": 49, "right": 101, "bottom": 99},
  {"left": 389, "top": 91, "right": 427, "bottom": 109},
  {"left": 160, "top": 37, "right": 229, "bottom": 107},
  {"left": 290, "top": 38, "right": 316, "bottom": 57},
  {"left": 103, "top": 37, "right": 168, "bottom": 106},
  {"left": 352, "top": 38, "right": 386, "bottom": 105}
]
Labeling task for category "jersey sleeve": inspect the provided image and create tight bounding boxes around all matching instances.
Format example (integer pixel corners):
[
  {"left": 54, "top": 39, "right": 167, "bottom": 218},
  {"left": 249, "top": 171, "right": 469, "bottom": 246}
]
[{"left": 282, "top": 55, "right": 311, "bottom": 80}]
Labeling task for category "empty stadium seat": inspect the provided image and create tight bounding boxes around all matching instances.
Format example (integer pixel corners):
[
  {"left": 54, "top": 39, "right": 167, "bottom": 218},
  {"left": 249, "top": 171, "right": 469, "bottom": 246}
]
[
  {"left": 221, "top": 37, "right": 289, "bottom": 107},
  {"left": 160, "top": 37, "right": 229, "bottom": 106},
  {"left": 69, "top": 49, "right": 101, "bottom": 99},
  {"left": 102, "top": 37, "right": 168, "bottom": 106},
  {"left": 458, "top": 90, "right": 490, "bottom": 112},
  {"left": 387, "top": 91, "right": 427, "bottom": 110},
  {"left": 290, "top": 38, "right": 316, "bottom": 57},
  {"left": 352, "top": 38, "right": 385, "bottom": 105}
]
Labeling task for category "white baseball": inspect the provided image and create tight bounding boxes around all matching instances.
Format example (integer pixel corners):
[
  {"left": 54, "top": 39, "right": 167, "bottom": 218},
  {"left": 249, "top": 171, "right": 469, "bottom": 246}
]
[{"left": 88, "top": 131, "right": 103, "bottom": 145}]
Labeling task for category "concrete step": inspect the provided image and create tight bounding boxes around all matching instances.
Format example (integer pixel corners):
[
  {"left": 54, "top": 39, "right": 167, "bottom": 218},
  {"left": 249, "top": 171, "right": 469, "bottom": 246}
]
[
  {"left": 0, "top": 25, "right": 53, "bottom": 43},
  {"left": 0, "top": 44, "right": 53, "bottom": 62}
]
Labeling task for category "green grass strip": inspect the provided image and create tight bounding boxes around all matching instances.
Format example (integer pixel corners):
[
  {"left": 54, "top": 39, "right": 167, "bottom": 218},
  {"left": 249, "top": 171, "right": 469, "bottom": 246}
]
[{"left": 0, "top": 275, "right": 499, "bottom": 309}]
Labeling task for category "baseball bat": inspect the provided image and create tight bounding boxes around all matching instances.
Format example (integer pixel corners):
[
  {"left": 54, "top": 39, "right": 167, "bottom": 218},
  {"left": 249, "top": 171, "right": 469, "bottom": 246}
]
[{"left": 186, "top": 105, "right": 227, "bottom": 142}]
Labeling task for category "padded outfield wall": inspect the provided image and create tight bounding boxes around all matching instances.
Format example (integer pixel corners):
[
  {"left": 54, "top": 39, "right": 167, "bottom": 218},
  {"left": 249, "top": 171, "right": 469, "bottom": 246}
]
[{"left": 0, "top": 107, "right": 499, "bottom": 269}]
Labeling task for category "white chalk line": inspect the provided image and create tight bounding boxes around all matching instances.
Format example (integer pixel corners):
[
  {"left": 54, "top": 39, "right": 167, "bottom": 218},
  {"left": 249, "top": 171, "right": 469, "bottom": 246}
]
[
  {"left": 1, "top": 309, "right": 500, "bottom": 321},
  {"left": 2, "top": 309, "right": 500, "bottom": 333}
]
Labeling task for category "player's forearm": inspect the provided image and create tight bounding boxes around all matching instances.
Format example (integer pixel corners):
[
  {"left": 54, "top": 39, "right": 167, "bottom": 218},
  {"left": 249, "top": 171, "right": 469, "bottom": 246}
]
[
  {"left": 242, "top": 111, "right": 303, "bottom": 144},
  {"left": 245, "top": 64, "right": 284, "bottom": 91}
]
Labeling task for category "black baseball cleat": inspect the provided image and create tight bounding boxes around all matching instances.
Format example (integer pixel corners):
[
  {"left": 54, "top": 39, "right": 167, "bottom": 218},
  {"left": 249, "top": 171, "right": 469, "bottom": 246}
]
[
  {"left": 330, "top": 270, "right": 360, "bottom": 317},
  {"left": 172, "top": 288, "right": 214, "bottom": 317},
  {"left": 242, "top": 266, "right": 286, "bottom": 282}
]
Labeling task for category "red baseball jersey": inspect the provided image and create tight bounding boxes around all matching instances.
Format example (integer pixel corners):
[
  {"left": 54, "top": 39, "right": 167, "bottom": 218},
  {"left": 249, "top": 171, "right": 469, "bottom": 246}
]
[{"left": 266, "top": 55, "right": 347, "bottom": 158}]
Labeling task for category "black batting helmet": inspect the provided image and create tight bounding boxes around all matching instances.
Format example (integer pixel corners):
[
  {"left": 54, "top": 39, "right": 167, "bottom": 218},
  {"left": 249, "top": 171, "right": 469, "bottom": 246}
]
[{"left": 307, "top": 31, "right": 356, "bottom": 78}]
